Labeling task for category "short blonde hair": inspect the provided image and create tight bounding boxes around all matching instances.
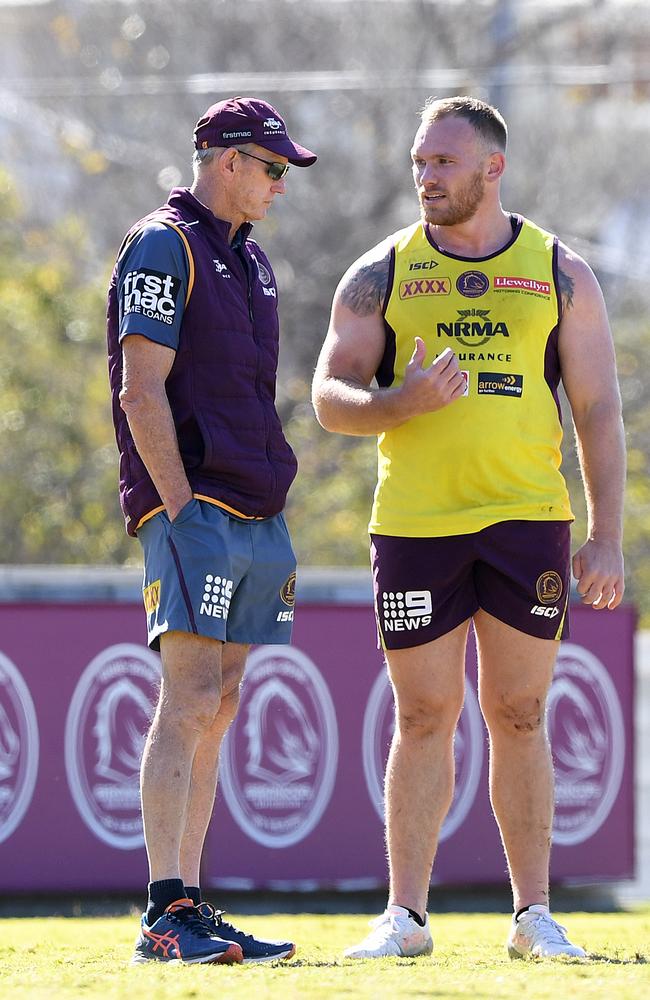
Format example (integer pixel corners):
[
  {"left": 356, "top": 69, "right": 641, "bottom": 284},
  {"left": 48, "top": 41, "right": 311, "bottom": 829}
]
[{"left": 420, "top": 96, "right": 507, "bottom": 152}]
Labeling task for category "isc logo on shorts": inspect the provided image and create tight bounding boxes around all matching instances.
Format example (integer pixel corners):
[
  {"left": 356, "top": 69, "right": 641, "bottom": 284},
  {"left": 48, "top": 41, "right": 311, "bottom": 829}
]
[
  {"left": 530, "top": 604, "right": 560, "bottom": 618},
  {"left": 122, "top": 268, "right": 180, "bottom": 325}
]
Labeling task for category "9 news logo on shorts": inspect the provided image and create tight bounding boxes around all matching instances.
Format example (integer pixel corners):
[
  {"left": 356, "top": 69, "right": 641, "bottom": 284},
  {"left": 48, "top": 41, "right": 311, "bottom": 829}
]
[{"left": 65, "top": 644, "right": 161, "bottom": 849}]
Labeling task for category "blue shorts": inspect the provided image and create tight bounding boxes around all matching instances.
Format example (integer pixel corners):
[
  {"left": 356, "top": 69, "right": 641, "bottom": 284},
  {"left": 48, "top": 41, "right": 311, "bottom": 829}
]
[{"left": 138, "top": 498, "right": 296, "bottom": 650}]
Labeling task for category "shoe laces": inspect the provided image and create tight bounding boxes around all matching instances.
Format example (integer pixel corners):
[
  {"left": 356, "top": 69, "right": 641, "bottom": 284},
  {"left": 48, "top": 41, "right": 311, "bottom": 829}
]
[
  {"left": 523, "top": 910, "right": 571, "bottom": 945},
  {"left": 366, "top": 911, "right": 404, "bottom": 944},
  {"left": 198, "top": 903, "right": 256, "bottom": 946},
  {"left": 166, "top": 901, "right": 216, "bottom": 939}
]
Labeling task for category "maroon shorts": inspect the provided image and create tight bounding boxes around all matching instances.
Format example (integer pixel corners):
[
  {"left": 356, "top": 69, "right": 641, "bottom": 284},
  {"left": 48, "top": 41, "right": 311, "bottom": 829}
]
[{"left": 370, "top": 520, "right": 571, "bottom": 650}]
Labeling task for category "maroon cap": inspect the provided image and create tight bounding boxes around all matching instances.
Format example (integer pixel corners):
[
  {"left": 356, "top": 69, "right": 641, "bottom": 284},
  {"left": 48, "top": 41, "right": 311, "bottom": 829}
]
[{"left": 193, "top": 96, "right": 317, "bottom": 167}]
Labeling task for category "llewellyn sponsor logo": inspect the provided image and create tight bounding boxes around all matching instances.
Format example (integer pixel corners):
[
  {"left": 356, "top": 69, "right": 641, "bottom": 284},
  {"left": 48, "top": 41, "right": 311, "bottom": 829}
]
[
  {"left": 362, "top": 668, "right": 484, "bottom": 841},
  {"left": 548, "top": 644, "right": 625, "bottom": 846},
  {"left": 220, "top": 647, "right": 338, "bottom": 848},
  {"left": 0, "top": 652, "right": 39, "bottom": 845},
  {"left": 494, "top": 276, "right": 551, "bottom": 296},
  {"left": 65, "top": 644, "right": 160, "bottom": 849}
]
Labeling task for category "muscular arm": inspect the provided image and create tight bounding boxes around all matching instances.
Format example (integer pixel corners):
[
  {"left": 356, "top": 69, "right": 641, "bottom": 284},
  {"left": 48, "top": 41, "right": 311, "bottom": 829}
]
[
  {"left": 312, "top": 243, "right": 465, "bottom": 435},
  {"left": 558, "top": 243, "right": 626, "bottom": 609},
  {"left": 119, "top": 335, "right": 193, "bottom": 522}
]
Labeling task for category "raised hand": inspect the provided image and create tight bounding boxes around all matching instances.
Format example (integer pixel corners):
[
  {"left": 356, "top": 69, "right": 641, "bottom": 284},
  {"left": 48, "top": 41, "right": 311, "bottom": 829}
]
[{"left": 399, "top": 339, "right": 467, "bottom": 418}]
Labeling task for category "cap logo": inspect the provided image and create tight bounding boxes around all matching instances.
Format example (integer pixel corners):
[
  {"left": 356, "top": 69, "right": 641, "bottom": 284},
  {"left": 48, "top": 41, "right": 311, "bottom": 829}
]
[
  {"left": 222, "top": 129, "right": 253, "bottom": 140},
  {"left": 263, "top": 117, "right": 283, "bottom": 131}
]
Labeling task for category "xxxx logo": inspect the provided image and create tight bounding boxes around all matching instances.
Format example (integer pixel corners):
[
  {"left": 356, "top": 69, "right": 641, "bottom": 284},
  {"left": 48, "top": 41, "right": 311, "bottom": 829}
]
[
  {"left": 399, "top": 277, "right": 450, "bottom": 299},
  {"left": 143, "top": 580, "right": 160, "bottom": 615}
]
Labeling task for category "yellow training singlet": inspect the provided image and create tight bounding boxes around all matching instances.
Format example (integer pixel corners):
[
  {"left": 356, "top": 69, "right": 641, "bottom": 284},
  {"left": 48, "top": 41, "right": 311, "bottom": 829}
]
[{"left": 369, "top": 214, "right": 574, "bottom": 537}]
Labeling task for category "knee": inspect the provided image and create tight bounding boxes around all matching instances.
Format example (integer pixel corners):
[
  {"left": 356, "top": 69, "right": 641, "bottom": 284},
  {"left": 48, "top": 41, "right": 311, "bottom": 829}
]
[
  {"left": 481, "top": 690, "right": 546, "bottom": 737},
  {"left": 216, "top": 681, "right": 241, "bottom": 728},
  {"left": 395, "top": 690, "right": 463, "bottom": 740},
  {"left": 163, "top": 680, "right": 223, "bottom": 734}
]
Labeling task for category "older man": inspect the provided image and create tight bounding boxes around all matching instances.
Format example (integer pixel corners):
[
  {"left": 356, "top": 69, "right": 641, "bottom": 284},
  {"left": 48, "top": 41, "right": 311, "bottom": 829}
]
[
  {"left": 107, "top": 97, "right": 316, "bottom": 964},
  {"left": 312, "top": 95, "right": 624, "bottom": 961}
]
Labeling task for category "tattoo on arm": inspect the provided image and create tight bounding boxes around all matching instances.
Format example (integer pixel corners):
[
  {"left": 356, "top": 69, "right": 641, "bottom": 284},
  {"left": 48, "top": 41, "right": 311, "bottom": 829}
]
[
  {"left": 558, "top": 266, "right": 575, "bottom": 312},
  {"left": 339, "top": 255, "right": 390, "bottom": 316}
]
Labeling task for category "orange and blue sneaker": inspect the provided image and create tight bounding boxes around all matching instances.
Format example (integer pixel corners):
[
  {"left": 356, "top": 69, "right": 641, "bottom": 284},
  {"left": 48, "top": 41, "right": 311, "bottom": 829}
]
[
  {"left": 132, "top": 898, "right": 243, "bottom": 965},
  {"left": 197, "top": 903, "right": 296, "bottom": 963}
]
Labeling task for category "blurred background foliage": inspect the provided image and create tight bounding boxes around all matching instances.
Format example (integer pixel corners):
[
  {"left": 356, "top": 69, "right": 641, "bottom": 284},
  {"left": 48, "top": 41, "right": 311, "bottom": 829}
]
[{"left": 0, "top": 0, "right": 649, "bottom": 620}]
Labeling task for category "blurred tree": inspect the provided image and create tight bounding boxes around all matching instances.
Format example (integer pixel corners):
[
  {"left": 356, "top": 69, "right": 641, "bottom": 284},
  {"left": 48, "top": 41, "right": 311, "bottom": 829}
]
[
  {"left": 283, "top": 394, "right": 376, "bottom": 567},
  {"left": 0, "top": 0, "right": 648, "bottom": 625},
  {"left": 0, "top": 167, "right": 133, "bottom": 565}
]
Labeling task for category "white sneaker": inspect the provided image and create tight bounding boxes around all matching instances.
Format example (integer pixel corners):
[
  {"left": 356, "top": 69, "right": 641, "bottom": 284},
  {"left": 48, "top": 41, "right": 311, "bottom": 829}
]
[
  {"left": 507, "top": 904, "right": 586, "bottom": 959},
  {"left": 343, "top": 904, "right": 433, "bottom": 959}
]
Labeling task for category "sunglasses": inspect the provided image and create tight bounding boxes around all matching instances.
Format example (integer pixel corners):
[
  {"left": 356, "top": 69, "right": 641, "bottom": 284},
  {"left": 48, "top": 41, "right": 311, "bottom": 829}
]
[{"left": 236, "top": 149, "right": 290, "bottom": 181}]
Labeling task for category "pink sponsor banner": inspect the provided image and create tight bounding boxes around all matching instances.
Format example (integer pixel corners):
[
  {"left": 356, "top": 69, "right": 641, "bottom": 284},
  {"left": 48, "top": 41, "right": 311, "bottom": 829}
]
[
  {"left": 207, "top": 602, "right": 635, "bottom": 890},
  {"left": 0, "top": 593, "right": 635, "bottom": 893},
  {"left": 0, "top": 604, "right": 159, "bottom": 891}
]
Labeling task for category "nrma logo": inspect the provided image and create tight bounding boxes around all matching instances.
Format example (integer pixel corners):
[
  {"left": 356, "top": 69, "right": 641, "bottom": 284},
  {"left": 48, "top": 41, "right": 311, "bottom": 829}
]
[{"left": 437, "top": 309, "right": 509, "bottom": 347}]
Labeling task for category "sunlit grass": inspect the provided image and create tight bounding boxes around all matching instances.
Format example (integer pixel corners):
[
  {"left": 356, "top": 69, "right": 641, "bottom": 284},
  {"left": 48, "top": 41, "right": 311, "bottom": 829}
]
[{"left": 1, "top": 909, "right": 649, "bottom": 999}]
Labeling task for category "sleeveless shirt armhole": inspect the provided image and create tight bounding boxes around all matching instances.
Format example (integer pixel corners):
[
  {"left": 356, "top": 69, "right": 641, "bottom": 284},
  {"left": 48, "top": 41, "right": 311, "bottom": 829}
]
[
  {"left": 381, "top": 244, "right": 396, "bottom": 317},
  {"left": 552, "top": 236, "right": 562, "bottom": 326}
]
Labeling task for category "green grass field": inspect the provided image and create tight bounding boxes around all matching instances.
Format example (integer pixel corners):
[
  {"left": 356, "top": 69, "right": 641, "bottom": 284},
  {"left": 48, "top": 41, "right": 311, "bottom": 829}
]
[{"left": 1, "top": 909, "right": 649, "bottom": 999}]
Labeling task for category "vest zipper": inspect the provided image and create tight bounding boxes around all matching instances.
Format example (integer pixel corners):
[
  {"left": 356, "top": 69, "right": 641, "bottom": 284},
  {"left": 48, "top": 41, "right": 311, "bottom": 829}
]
[{"left": 233, "top": 243, "right": 277, "bottom": 506}]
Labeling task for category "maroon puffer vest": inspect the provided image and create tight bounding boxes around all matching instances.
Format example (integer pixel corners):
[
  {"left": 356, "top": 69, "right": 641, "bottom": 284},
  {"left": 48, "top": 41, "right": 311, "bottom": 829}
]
[{"left": 107, "top": 188, "right": 297, "bottom": 536}]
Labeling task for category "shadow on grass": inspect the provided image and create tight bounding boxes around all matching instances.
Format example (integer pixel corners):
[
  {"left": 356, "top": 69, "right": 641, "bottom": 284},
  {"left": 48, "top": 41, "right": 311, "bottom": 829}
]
[
  {"left": 585, "top": 952, "right": 648, "bottom": 964},
  {"left": 281, "top": 951, "right": 650, "bottom": 969}
]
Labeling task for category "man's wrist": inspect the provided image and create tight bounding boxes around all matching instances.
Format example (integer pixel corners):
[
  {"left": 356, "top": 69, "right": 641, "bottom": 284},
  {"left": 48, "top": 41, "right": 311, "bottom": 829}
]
[
  {"left": 165, "top": 491, "right": 194, "bottom": 522},
  {"left": 586, "top": 530, "right": 623, "bottom": 546}
]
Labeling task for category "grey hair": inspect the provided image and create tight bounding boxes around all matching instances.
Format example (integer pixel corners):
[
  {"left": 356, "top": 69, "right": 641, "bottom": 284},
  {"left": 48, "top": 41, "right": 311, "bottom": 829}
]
[
  {"left": 192, "top": 142, "right": 260, "bottom": 179},
  {"left": 192, "top": 146, "right": 222, "bottom": 174}
]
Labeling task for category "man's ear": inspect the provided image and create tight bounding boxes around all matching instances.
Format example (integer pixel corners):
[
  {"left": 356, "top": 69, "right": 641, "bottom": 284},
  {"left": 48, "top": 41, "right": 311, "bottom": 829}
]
[
  {"left": 486, "top": 151, "right": 506, "bottom": 182},
  {"left": 220, "top": 148, "right": 239, "bottom": 176}
]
